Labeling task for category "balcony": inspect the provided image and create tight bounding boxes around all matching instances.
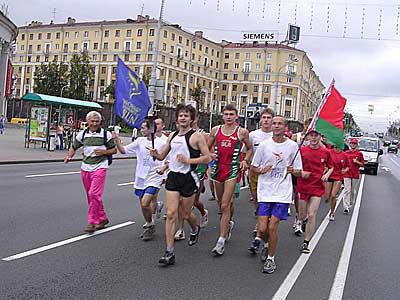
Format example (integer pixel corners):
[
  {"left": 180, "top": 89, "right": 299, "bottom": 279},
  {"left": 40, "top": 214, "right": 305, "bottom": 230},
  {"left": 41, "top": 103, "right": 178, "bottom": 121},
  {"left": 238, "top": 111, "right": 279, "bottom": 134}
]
[
  {"left": 123, "top": 48, "right": 131, "bottom": 53},
  {"left": 243, "top": 69, "right": 251, "bottom": 73}
]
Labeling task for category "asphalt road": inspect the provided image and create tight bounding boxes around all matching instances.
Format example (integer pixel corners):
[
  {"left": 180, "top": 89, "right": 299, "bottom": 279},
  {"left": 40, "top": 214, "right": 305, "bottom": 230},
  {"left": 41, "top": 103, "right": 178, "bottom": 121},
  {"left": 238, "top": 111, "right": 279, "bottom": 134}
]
[{"left": 1, "top": 152, "right": 399, "bottom": 300}]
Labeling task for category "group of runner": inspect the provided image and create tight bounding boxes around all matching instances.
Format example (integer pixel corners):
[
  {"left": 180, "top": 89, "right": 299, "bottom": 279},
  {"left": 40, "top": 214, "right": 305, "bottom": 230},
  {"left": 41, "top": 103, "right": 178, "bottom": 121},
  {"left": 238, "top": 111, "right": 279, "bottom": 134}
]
[{"left": 67, "top": 105, "right": 364, "bottom": 273}]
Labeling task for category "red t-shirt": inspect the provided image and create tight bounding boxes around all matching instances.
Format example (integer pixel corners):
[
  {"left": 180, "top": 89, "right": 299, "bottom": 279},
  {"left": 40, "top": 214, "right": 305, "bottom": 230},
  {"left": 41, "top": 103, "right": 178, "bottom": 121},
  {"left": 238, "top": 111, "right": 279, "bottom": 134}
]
[
  {"left": 297, "top": 146, "right": 332, "bottom": 195},
  {"left": 345, "top": 149, "right": 364, "bottom": 179},
  {"left": 329, "top": 149, "right": 349, "bottom": 181}
]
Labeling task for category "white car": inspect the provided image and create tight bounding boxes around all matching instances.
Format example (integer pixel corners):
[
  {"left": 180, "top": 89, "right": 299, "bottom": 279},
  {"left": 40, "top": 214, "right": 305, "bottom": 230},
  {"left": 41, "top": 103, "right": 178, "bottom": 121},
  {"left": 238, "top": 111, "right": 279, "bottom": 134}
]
[{"left": 357, "top": 137, "right": 383, "bottom": 175}]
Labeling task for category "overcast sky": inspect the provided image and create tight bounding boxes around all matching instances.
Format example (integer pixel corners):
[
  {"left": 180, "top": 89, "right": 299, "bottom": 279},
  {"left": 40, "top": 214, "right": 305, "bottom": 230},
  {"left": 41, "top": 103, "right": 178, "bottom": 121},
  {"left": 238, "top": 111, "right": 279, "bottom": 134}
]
[{"left": 7, "top": 0, "right": 400, "bottom": 132}]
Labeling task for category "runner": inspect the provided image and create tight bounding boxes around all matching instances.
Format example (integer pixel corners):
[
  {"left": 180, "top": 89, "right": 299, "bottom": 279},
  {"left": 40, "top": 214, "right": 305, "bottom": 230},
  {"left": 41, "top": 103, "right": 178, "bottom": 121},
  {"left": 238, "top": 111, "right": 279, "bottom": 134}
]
[
  {"left": 326, "top": 146, "right": 349, "bottom": 221},
  {"left": 113, "top": 120, "right": 167, "bottom": 241},
  {"left": 249, "top": 115, "right": 303, "bottom": 274},
  {"left": 174, "top": 114, "right": 209, "bottom": 241},
  {"left": 149, "top": 104, "right": 211, "bottom": 266},
  {"left": 208, "top": 104, "right": 252, "bottom": 256},
  {"left": 64, "top": 111, "right": 116, "bottom": 233},
  {"left": 297, "top": 130, "right": 333, "bottom": 253},
  {"left": 343, "top": 138, "right": 364, "bottom": 214}
]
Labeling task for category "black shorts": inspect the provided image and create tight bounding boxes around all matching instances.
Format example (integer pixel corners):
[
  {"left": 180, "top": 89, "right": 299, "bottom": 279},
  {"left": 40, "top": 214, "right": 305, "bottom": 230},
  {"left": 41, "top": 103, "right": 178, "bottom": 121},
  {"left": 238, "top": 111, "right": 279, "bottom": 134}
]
[
  {"left": 327, "top": 178, "right": 335, "bottom": 183},
  {"left": 292, "top": 174, "right": 298, "bottom": 186},
  {"left": 166, "top": 171, "right": 199, "bottom": 197}
]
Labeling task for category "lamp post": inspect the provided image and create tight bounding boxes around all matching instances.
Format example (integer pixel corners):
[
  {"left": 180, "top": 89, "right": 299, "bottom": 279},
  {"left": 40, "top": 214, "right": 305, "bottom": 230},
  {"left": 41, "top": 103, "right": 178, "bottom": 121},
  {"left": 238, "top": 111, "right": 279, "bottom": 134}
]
[{"left": 273, "top": 59, "right": 298, "bottom": 114}]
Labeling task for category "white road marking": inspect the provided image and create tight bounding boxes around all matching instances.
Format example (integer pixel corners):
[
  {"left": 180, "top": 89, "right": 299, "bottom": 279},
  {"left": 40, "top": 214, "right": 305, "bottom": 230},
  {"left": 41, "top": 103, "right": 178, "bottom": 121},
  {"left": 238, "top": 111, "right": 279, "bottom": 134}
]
[
  {"left": 389, "top": 157, "right": 400, "bottom": 168},
  {"left": 25, "top": 171, "right": 80, "bottom": 178},
  {"left": 2, "top": 221, "right": 135, "bottom": 262},
  {"left": 328, "top": 174, "right": 366, "bottom": 300},
  {"left": 117, "top": 181, "right": 135, "bottom": 186},
  {"left": 271, "top": 190, "right": 346, "bottom": 300},
  {"left": 240, "top": 185, "right": 249, "bottom": 190},
  {"left": 381, "top": 166, "right": 390, "bottom": 172}
]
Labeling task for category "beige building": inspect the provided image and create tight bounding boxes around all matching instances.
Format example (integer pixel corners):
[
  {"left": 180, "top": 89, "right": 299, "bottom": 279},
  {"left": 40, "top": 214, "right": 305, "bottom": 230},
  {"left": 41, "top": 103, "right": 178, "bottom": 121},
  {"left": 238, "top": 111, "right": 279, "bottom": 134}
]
[{"left": 12, "top": 15, "right": 324, "bottom": 123}]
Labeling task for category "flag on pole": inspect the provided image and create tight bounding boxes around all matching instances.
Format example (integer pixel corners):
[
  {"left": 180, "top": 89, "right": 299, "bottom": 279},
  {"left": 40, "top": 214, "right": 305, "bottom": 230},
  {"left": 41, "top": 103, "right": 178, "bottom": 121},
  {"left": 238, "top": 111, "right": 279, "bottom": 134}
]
[
  {"left": 308, "top": 80, "right": 347, "bottom": 149},
  {"left": 115, "top": 58, "right": 152, "bottom": 128}
]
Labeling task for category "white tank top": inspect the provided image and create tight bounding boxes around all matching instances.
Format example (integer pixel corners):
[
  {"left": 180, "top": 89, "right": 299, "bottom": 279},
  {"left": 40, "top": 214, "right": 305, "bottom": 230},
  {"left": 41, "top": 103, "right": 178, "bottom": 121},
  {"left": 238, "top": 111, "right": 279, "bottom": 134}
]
[{"left": 169, "top": 133, "right": 191, "bottom": 174}]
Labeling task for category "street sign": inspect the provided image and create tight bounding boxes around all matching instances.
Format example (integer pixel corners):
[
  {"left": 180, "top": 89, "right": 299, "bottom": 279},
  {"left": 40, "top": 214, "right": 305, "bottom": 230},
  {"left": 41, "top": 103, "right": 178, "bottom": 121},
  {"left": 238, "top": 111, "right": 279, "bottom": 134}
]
[
  {"left": 368, "top": 104, "right": 374, "bottom": 113},
  {"left": 241, "top": 31, "right": 279, "bottom": 43},
  {"left": 287, "top": 24, "right": 300, "bottom": 43}
]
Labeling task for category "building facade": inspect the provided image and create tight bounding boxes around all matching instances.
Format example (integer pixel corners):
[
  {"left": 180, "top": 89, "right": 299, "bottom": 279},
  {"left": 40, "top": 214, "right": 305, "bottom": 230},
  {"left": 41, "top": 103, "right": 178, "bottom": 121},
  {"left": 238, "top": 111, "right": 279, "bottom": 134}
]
[
  {"left": 0, "top": 11, "right": 18, "bottom": 116},
  {"left": 12, "top": 15, "right": 324, "bottom": 123}
]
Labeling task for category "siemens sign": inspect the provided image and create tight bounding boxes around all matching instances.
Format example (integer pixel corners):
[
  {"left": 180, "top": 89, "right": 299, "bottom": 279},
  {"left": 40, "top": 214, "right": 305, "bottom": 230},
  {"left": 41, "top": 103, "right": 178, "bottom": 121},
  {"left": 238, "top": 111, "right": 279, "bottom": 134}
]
[{"left": 241, "top": 31, "right": 279, "bottom": 42}]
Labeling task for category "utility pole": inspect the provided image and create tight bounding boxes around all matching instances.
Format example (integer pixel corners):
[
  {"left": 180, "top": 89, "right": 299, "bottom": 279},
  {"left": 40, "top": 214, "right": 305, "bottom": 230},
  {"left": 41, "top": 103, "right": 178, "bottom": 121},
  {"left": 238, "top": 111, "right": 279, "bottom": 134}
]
[{"left": 148, "top": 0, "right": 166, "bottom": 115}]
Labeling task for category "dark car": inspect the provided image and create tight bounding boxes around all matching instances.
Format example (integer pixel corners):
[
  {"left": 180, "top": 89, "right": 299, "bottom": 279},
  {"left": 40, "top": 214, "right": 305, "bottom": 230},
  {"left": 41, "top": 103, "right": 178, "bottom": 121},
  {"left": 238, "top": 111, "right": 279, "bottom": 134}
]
[
  {"left": 388, "top": 143, "right": 398, "bottom": 154},
  {"left": 383, "top": 140, "right": 391, "bottom": 147}
]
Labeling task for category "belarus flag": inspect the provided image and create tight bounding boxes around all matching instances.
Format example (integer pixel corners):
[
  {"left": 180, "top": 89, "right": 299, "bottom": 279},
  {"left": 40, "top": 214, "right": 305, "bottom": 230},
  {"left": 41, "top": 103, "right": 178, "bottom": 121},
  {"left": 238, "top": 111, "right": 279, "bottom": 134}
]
[{"left": 309, "top": 80, "right": 347, "bottom": 149}]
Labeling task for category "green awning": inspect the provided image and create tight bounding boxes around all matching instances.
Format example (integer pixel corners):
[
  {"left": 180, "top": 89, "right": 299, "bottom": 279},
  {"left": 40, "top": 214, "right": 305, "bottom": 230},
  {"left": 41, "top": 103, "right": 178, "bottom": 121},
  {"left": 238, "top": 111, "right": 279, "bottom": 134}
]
[{"left": 22, "top": 93, "right": 102, "bottom": 109}]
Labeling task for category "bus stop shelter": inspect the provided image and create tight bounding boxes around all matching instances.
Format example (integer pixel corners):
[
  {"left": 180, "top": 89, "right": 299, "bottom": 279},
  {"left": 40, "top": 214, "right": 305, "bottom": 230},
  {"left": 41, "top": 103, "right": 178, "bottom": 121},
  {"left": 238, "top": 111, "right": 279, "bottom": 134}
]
[{"left": 21, "top": 93, "right": 102, "bottom": 150}]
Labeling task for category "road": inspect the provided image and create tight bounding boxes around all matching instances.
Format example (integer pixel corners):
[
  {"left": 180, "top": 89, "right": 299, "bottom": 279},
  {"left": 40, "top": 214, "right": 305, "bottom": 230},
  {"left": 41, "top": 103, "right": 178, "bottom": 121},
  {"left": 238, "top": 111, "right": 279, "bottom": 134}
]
[{"left": 1, "top": 151, "right": 400, "bottom": 300}]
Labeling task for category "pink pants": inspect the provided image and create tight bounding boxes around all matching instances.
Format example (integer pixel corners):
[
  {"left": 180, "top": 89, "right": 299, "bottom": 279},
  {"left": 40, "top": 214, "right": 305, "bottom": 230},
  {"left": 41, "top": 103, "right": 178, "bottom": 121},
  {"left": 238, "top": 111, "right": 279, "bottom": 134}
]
[{"left": 81, "top": 168, "right": 108, "bottom": 225}]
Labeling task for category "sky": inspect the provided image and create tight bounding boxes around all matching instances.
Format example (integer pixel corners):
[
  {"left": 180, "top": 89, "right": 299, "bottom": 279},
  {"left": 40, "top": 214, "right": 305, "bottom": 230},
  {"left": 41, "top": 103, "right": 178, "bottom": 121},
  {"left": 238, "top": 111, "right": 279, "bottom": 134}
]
[{"left": 6, "top": 0, "right": 400, "bottom": 132}]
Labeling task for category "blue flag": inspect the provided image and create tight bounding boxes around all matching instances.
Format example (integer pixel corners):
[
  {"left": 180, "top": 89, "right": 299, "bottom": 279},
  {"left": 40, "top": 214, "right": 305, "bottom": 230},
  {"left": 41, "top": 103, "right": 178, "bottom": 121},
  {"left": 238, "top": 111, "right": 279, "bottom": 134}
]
[{"left": 115, "top": 58, "right": 152, "bottom": 128}]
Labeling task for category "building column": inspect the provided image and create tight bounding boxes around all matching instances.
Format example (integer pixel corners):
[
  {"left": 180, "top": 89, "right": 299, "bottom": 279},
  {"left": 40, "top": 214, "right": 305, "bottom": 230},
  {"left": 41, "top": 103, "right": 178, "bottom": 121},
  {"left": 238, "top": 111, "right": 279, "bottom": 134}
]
[
  {"left": 106, "top": 65, "right": 112, "bottom": 101},
  {"left": 257, "top": 84, "right": 263, "bottom": 103},
  {"left": 0, "top": 43, "right": 8, "bottom": 115},
  {"left": 296, "top": 87, "right": 301, "bottom": 121},
  {"left": 185, "top": 72, "right": 190, "bottom": 101},
  {"left": 19, "top": 64, "right": 25, "bottom": 98},
  {"left": 210, "top": 83, "right": 215, "bottom": 112},
  {"left": 227, "top": 83, "right": 233, "bottom": 102},
  {"left": 93, "top": 65, "right": 99, "bottom": 101},
  {"left": 163, "top": 68, "right": 169, "bottom": 104}
]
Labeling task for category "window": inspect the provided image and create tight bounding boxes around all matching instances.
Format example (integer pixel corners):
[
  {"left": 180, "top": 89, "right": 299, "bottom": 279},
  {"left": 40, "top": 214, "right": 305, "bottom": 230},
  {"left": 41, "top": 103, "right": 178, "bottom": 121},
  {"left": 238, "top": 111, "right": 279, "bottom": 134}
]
[
  {"left": 135, "top": 54, "right": 141, "bottom": 61},
  {"left": 148, "top": 42, "right": 154, "bottom": 51},
  {"left": 222, "top": 84, "right": 227, "bottom": 91},
  {"left": 74, "top": 32, "right": 79, "bottom": 38},
  {"left": 265, "top": 64, "right": 272, "bottom": 73},
  {"left": 37, "top": 44, "right": 41, "bottom": 51},
  {"left": 104, "top": 30, "right": 109, "bottom": 37},
  {"left": 92, "top": 54, "right": 97, "bottom": 61},
  {"left": 127, "top": 29, "right": 132, "bottom": 37},
  {"left": 114, "top": 42, "right": 119, "bottom": 50},
  {"left": 83, "top": 42, "right": 88, "bottom": 51},
  {"left": 170, "top": 45, "right": 174, "bottom": 53},
  {"left": 264, "top": 86, "right": 270, "bottom": 93},
  {"left": 224, "top": 63, "right": 229, "bottom": 69},
  {"left": 192, "top": 41, "right": 196, "bottom": 49},
  {"left": 235, "top": 53, "right": 240, "bottom": 59},
  {"left": 205, "top": 46, "right": 208, "bottom": 53},
  {"left": 287, "top": 88, "right": 293, "bottom": 95},
  {"left": 255, "top": 74, "right": 260, "bottom": 81},
  {"left": 233, "top": 74, "right": 238, "bottom": 80},
  {"left": 162, "top": 43, "right": 167, "bottom": 51},
  {"left": 101, "top": 66, "right": 107, "bottom": 74},
  {"left": 36, "top": 56, "right": 40, "bottom": 62},
  {"left": 95, "top": 31, "right": 99, "bottom": 38},
  {"left": 285, "top": 99, "right": 292, "bottom": 106},
  {"left": 221, "top": 95, "right": 226, "bottom": 102},
  {"left": 223, "top": 73, "right": 228, "bottom": 80},
  {"left": 284, "top": 111, "right": 291, "bottom": 118},
  {"left": 186, "top": 39, "right": 190, "bottom": 46},
  {"left": 265, "top": 74, "right": 271, "bottom": 81},
  {"left": 29, "top": 34, "right": 34, "bottom": 40},
  {"left": 289, "top": 54, "right": 296, "bottom": 61},
  {"left": 21, "top": 34, "right": 25, "bottom": 40},
  {"left": 100, "top": 79, "right": 105, "bottom": 86},
  {"left": 264, "top": 97, "right": 269, "bottom": 104},
  {"left": 55, "top": 44, "right": 59, "bottom": 50},
  {"left": 243, "top": 85, "right": 248, "bottom": 92},
  {"left": 38, "top": 33, "right": 42, "bottom": 40},
  {"left": 93, "top": 43, "right": 98, "bottom": 50},
  {"left": 170, "top": 58, "right": 173, "bottom": 65},
  {"left": 199, "top": 44, "right": 202, "bottom": 51},
  {"left": 115, "top": 30, "right": 120, "bottom": 37},
  {"left": 163, "top": 30, "right": 167, "bottom": 38},
  {"left": 244, "top": 62, "right": 251, "bottom": 72},
  {"left": 73, "top": 43, "right": 78, "bottom": 51},
  {"left": 244, "top": 74, "right": 249, "bottom": 81},
  {"left": 137, "top": 29, "right": 143, "bottom": 36},
  {"left": 102, "top": 54, "right": 107, "bottom": 61},
  {"left": 63, "top": 55, "right": 67, "bottom": 62},
  {"left": 161, "top": 55, "right": 165, "bottom": 63},
  {"left": 256, "top": 53, "right": 262, "bottom": 60},
  {"left": 147, "top": 54, "right": 153, "bottom": 61},
  {"left": 234, "top": 63, "right": 239, "bottom": 69},
  {"left": 63, "top": 44, "right": 68, "bottom": 52},
  {"left": 254, "top": 85, "right": 259, "bottom": 92},
  {"left": 253, "top": 97, "right": 258, "bottom": 104},
  {"left": 267, "top": 52, "right": 272, "bottom": 60},
  {"left": 124, "top": 54, "right": 129, "bottom": 61},
  {"left": 287, "top": 76, "right": 294, "bottom": 83},
  {"left": 256, "top": 63, "right": 260, "bottom": 70},
  {"left": 84, "top": 31, "right": 89, "bottom": 38},
  {"left": 27, "top": 56, "right": 31, "bottom": 62},
  {"left": 211, "top": 49, "right": 214, "bottom": 56},
  {"left": 46, "top": 32, "right": 51, "bottom": 39},
  {"left": 216, "top": 51, "right": 220, "bottom": 58},
  {"left": 149, "top": 29, "right": 155, "bottom": 36},
  {"left": 125, "top": 41, "right": 131, "bottom": 51},
  {"left": 192, "top": 53, "right": 195, "bottom": 60},
  {"left": 245, "top": 53, "right": 251, "bottom": 60},
  {"left": 171, "top": 33, "right": 175, "bottom": 41},
  {"left": 27, "top": 67, "right": 30, "bottom": 73},
  {"left": 65, "top": 32, "right": 69, "bottom": 38},
  {"left": 136, "top": 41, "right": 142, "bottom": 49},
  {"left": 113, "top": 54, "right": 118, "bottom": 61},
  {"left": 103, "top": 42, "right": 109, "bottom": 50},
  {"left": 232, "top": 85, "right": 237, "bottom": 91},
  {"left": 224, "top": 52, "right": 230, "bottom": 59}
]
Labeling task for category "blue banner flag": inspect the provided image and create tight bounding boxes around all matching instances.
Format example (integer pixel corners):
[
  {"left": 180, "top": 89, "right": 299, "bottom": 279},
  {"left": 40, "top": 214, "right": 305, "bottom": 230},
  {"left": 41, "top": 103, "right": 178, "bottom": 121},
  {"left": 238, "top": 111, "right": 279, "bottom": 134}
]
[{"left": 115, "top": 58, "right": 152, "bottom": 128}]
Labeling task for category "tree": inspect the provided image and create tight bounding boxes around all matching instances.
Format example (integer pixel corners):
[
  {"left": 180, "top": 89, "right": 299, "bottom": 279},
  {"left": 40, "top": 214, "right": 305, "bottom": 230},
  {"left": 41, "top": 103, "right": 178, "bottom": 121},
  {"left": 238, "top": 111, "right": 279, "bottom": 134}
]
[
  {"left": 33, "top": 61, "right": 69, "bottom": 96},
  {"left": 190, "top": 85, "right": 204, "bottom": 111},
  {"left": 67, "top": 52, "right": 93, "bottom": 100},
  {"left": 103, "top": 81, "right": 115, "bottom": 100}
]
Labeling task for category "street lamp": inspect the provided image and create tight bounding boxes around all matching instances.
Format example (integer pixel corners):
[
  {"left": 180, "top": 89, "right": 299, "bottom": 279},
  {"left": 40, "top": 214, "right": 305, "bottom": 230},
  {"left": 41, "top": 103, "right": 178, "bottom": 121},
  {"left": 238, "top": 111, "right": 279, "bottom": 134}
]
[
  {"left": 209, "top": 85, "right": 219, "bottom": 132},
  {"left": 273, "top": 59, "right": 298, "bottom": 114}
]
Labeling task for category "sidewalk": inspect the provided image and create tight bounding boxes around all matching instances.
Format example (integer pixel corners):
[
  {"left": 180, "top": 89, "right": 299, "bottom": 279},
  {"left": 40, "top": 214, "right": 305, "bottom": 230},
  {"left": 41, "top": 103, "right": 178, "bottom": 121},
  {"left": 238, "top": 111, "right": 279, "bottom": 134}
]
[{"left": 0, "top": 124, "right": 135, "bottom": 164}]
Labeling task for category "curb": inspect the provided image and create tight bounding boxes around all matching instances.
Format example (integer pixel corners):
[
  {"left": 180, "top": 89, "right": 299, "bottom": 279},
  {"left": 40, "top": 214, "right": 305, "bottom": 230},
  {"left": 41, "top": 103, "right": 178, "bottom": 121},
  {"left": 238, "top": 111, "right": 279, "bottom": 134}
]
[{"left": 0, "top": 156, "right": 136, "bottom": 165}]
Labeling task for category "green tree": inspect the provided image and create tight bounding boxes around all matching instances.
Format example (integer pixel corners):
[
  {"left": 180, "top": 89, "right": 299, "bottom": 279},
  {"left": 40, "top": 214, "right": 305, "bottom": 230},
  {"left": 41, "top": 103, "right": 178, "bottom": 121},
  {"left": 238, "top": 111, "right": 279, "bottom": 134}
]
[
  {"left": 33, "top": 61, "right": 69, "bottom": 96},
  {"left": 190, "top": 85, "right": 204, "bottom": 111},
  {"left": 103, "top": 81, "right": 115, "bottom": 100},
  {"left": 67, "top": 52, "right": 93, "bottom": 100}
]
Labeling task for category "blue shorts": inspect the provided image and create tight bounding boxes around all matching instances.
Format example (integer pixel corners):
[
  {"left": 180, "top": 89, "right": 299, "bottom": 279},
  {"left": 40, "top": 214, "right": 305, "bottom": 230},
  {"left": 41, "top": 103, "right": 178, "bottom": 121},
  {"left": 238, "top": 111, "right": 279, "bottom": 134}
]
[
  {"left": 257, "top": 202, "right": 289, "bottom": 220},
  {"left": 134, "top": 186, "right": 159, "bottom": 199}
]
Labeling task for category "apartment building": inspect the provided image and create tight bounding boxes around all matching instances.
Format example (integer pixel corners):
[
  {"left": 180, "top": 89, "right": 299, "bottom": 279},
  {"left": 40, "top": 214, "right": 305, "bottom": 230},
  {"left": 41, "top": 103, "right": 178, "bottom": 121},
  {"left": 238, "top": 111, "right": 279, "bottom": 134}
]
[{"left": 12, "top": 15, "right": 324, "bottom": 122}]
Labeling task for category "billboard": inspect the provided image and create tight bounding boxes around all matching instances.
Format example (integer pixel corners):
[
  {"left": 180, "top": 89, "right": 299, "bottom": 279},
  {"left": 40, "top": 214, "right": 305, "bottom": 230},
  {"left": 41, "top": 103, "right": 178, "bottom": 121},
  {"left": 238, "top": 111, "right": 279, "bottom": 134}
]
[
  {"left": 241, "top": 31, "right": 279, "bottom": 43},
  {"left": 29, "top": 106, "right": 49, "bottom": 141},
  {"left": 288, "top": 25, "right": 300, "bottom": 43}
]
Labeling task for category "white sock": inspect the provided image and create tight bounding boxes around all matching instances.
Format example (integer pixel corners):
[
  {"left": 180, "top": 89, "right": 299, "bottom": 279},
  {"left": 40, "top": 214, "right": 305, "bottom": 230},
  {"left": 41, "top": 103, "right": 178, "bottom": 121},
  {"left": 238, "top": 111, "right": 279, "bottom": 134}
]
[
  {"left": 264, "top": 242, "right": 269, "bottom": 248},
  {"left": 255, "top": 237, "right": 262, "bottom": 242},
  {"left": 217, "top": 237, "right": 226, "bottom": 244},
  {"left": 267, "top": 255, "right": 274, "bottom": 261}
]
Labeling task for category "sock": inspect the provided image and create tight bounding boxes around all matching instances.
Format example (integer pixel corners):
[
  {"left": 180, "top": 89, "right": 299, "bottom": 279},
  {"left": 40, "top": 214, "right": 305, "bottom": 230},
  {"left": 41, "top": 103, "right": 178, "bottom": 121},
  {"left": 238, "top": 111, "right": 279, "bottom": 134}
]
[
  {"left": 191, "top": 226, "right": 199, "bottom": 235},
  {"left": 217, "top": 237, "right": 226, "bottom": 244},
  {"left": 267, "top": 255, "right": 275, "bottom": 261},
  {"left": 255, "top": 236, "right": 262, "bottom": 242},
  {"left": 166, "top": 246, "right": 174, "bottom": 253},
  {"left": 304, "top": 240, "right": 310, "bottom": 246},
  {"left": 145, "top": 221, "right": 154, "bottom": 227},
  {"left": 263, "top": 242, "right": 269, "bottom": 249}
]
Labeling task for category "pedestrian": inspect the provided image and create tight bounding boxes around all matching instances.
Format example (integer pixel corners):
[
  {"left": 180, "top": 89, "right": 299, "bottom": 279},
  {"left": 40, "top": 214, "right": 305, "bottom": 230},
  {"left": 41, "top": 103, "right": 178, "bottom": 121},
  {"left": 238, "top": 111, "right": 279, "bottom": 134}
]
[
  {"left": 343, "top": 138, "right": 364, "bottom": 214},
  {"left": 113, "top": 120, "right": 168, "bottom": 240},
  {"left": 149, "top": 104, "right": 211, "bottom": 266},
  {"left": 326, "top": 146, "right": 349, "bottom": 221},
  {"left": 57, "top": 122, "right": 65, "bottom": 150},
  {"left": 208, "top": 104, "right": 252, "bottom": 256},
  {"left": 249, "top": 115, "right": 303, "bottom": 274},
  {"left": 64, "top": 111, "right": 117, "bottom": 233},
  {"left": 297, "top": 130, "right": 333, "bottom": 254},
  {"left": 0, "top": 115, "right": 5, "bottom": 134}
]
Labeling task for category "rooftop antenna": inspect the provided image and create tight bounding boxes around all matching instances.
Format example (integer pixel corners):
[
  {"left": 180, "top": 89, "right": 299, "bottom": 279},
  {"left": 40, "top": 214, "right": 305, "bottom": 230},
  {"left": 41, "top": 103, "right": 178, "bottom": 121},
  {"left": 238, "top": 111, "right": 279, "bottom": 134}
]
[
  {"left": 140, "top": 2, "right": 145, "bottom": 15},
  {"left": 52, "top": 8, "right": 56, "bottom": 22}
]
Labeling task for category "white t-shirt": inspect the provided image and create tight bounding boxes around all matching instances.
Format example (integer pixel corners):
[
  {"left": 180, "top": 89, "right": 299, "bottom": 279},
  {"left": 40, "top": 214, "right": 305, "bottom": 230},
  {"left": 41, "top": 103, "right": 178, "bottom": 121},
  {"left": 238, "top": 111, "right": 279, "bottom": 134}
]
[
  {"left": 251, "top": 138, "right": 302, "bottom": 204},
  {"left": 123, "top": 136, "right": 166, "bottom": 190},
  {"left": 249, "top": 129, "right": 273, "bottom": 155}
]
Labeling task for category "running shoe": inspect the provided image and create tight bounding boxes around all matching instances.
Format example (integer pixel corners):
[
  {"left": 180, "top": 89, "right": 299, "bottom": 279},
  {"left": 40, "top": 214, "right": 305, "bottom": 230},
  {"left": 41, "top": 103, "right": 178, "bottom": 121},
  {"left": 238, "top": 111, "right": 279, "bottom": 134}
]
[
  {"left": 294, "top": 221, "right": 303, "bottom": 236},
  {"left": 158, "top": 251, "right": 175, "bottom": 266},
  {"left": 262, "top": 258, "right": 276, "bottom": 274},
  {"left": 329, "top": 214, "right": 335, "bottom": 221},
  {"left": 343, "top": 208, "right": 349, "bottom": 215},
  {"left": 292, "top": 216, "right": 298, "bottom": 229},
  {"left": 301, "top": 242, "right": 311, "bottom": 254},
  {"left": 301, "top": 219, "right": 308, "bottom": 233},
  {"left": 248, "top": 239, "right": 261, "bottom": 254},
  {"left": 200, "top": 209, "right": 209, "bottom": 228},
  {"left": 156, "top": 201, "right": 164, "bottom": 219},
  {"left": 142, "top": 221, "right": 155, "bottom": 229},
  {"left": 211, "top": 242, "right": 225, "bottom": 256},
  {"left": 84, "top": 224, "right": 96, "bottom": 233},
  {"left": 174, "top": 229, "right": 185, "bottom": 241},
  {"left": 260, "top": 244, "right": 268, "bottom": 262},
  {"left": 95, "top": 218, "right": 109, "bottom": 230},
  {"left": 141, "top": 225, "right": 155, "bottom": 241},
  {"left": 226, "top": 220, "right": 235, "bottom": 241},
  {"left": 188, "top": 226, "right": 201, "bottom": 246},
  {"left": 208, "top": 196, "right": 215, "bottom": 201}
]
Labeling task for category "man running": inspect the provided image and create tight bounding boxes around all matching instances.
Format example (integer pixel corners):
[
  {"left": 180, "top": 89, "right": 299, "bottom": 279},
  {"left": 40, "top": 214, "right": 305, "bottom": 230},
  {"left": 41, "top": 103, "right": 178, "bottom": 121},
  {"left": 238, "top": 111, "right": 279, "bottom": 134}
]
[
  {"left": 113, "top": 120, "right": 167, "bottom": 240},
  {"left": 149, "top": 104, "right": 211, "bottom": 266},
  {"left": 297, "top": 130, "right": 333, "bottom": 253},
  {"left": 250, "top": 115, "right": 303, "bottom": 274},
  {"left": 208, "top": 104, "right": 252, "bottom": 256},
  {"left": 343, "top": 138, "right": 364, "bottom": 214}
]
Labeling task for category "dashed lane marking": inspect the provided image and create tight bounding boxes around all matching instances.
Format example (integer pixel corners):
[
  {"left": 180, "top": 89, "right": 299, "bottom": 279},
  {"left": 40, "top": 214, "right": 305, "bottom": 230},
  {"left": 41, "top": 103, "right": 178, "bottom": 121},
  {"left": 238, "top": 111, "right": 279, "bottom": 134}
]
[
  {"left": 2, "top": 221, "right": 135, "bottom": 262},
  {"left": 117, "top": 181, "right": 135, "bottom": 186},
  {"left": 25, "top": 171, "right": 81, "bottom": 178}
]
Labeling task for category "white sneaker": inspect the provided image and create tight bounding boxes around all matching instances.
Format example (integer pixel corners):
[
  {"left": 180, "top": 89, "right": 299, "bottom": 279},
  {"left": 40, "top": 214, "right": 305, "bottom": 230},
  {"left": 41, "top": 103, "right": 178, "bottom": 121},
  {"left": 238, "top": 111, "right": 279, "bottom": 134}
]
[
  {"left": 212, "top": 242, "right": 225, "bottom": 256},
  {"left": 174, "top": 229, "right": 185, "bottom": 241},
  {"left": 226, "top": 220, "right": 235, "bottom": 241},
  {"left": 200, "top": 209, "right": 209, "bottom": 228},
  {"left": 329, "top": 214, "right": 335, "bottom": 221},
  {"left": 294, "top": 221, "right": 303, "bottom": 236},
  {"left": 292, "top": 216, "right": 298, "bottom": 229}
]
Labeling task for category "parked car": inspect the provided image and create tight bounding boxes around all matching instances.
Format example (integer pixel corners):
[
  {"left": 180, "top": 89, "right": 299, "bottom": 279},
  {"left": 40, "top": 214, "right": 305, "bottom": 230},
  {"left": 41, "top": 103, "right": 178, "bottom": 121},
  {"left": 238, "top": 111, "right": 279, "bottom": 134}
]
[
  {"left": 383, "top": 140, "right": 391, "bottom": 147},
  {"left": 392, "top": 139, "right": 399, "bottom": 145},
  {"left": 388, "top": 142, "right": 398, "bottom": 154},
  {"left": 358, "top": 137, "right": 383, "bottom": 175}
]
